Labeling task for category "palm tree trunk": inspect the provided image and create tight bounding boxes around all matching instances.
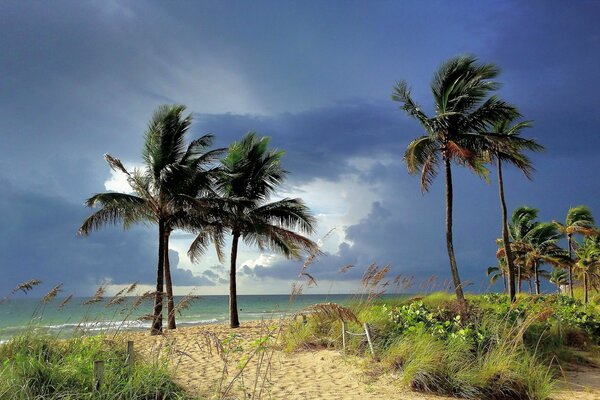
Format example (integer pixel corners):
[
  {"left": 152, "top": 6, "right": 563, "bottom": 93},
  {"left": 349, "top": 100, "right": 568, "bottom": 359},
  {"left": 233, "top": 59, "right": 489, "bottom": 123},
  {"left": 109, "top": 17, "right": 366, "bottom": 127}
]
[
  {"left": 151, "top": 220, "right": 166, "bottom": 335},
  {"left": 443, "top": 155, "right": 465, "bottom": 302},
  {"left": 528, "top": 278, "right": 533, "bottom": 294},
  {"left": 583, "top": 271, "right": 589, "bottom": 306},
  {"left": 164, "top": 229, "right": 176, "bottom": 330},
  {"left": 534, "top": 262, "right": 540, "bottom": 295},
  {"left": 229, "top": 231, "right": 241, "bottom": 328},
  {"left": 517, "top": 265, "right": 522, "bottom": 293},
  {"left": 497, "top": 159, "right": 517, "bottom": 302},
  {"left": 502, "top": 273, "right": 507, "bottom": 294},
  {"left": 568, "top": 234, "right": 574, "bottom": 298}
]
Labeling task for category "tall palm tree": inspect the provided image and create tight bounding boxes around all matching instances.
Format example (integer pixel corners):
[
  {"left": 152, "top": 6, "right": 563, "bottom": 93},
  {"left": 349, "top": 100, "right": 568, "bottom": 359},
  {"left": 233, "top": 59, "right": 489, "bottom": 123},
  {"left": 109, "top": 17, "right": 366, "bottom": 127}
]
[
  {"left": 574, "top": 235, "right": 600, "bottom": 305},
  {"left": 483, "top": 118, "right": 543, "bottom": 302},
  {"left": 554, "top": 206, "right": 596, "bottom": 298},
  {"left": 79, "top": 105, "right": 223, "bottom": 334},
  {"left": 392, "top": 55, "right": 518, "bottom": 302},
  {"left": 190, "top": 133, "right": 318, "bottom": 328}
]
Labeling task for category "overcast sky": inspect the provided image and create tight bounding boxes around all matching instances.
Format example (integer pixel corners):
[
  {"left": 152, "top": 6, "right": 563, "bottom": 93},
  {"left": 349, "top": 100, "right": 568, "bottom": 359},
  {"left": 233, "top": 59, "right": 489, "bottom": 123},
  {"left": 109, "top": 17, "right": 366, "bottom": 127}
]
[{"left": 1, "top": 0, "right": 599, "bottom": 297}]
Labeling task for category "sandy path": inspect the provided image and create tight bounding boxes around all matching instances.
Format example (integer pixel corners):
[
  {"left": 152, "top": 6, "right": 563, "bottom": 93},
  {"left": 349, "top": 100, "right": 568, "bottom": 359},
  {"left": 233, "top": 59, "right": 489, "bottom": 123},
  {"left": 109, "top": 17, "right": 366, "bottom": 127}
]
[{"left": 127, "top": 322, "right": 600, "bottom": 400}]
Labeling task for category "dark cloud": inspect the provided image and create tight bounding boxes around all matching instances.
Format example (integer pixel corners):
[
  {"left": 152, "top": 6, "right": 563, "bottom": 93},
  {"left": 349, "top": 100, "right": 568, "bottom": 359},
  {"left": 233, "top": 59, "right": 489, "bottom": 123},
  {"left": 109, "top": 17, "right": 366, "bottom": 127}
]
[
  {"left": 0, "top": 181, "right": 216, "bottom": 295},
  {"left": 1, "top": 1, "right": 599, "bottom": 295}
]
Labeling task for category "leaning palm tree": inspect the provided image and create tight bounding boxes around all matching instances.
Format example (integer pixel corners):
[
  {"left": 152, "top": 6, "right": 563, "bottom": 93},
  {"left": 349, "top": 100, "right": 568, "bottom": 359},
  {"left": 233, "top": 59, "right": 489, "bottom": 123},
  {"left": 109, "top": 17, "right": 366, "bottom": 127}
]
[
  {"left": 483, "top": 117, "right": 543, "bottom": 302},
  {"left": 393, "top": 55, "right": 518, "bottom": 302},
  {"left": 190, "top": 132, "right": 318, "bottom": 328},
  {"left": 554, "top": 206, "right": 596, "bottom": 298},
  {"left": 79, "top": 105, "right": 223, "bottom": 334}
]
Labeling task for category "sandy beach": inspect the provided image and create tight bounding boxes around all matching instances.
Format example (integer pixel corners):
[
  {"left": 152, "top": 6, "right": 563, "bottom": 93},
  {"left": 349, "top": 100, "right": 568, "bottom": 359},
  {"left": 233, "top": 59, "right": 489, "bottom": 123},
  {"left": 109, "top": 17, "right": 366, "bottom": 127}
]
[{"left": 128, "top": 321, "right": 600, "bottom": 400}]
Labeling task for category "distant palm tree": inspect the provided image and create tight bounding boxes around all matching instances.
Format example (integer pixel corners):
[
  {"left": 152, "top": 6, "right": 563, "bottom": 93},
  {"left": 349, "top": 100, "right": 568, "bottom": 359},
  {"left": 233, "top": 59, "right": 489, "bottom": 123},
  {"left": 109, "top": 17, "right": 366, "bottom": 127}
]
[
  {"left": 483, "top": 118, "right": 543, "bottom": 302},
  {"left": 508, "top": 206, "right": 567, "bottom": 295},
  {"left": 554, "top": 206, "right": 596, "bottom": 298},
  {"left": 190, "top": 133, "right": 318, "bottom": 328},
  {"left": 508, "top": 206, "right": 540, "bottom": 293},
  {"left": 393, "top": 55, "right": 518, "bottom": 302},
  {"left": 79, "top": 105, "right": 224, "bottom": 334},
  {"left": 487, "top": 262, "right": 507, "bottom": 292},
  {"left": 575, "top": 235, "right": 600, "bottom": 305},
  {"left": 549, "top": 269, "right": 568, "bottom": 293}
]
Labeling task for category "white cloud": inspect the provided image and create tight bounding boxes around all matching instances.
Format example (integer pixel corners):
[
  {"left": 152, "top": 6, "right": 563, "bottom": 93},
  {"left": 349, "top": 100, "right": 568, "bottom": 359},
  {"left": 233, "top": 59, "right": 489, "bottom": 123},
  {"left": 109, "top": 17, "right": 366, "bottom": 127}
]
[{"left": 103, "top": 163, "right": 139, "bottom": 193}]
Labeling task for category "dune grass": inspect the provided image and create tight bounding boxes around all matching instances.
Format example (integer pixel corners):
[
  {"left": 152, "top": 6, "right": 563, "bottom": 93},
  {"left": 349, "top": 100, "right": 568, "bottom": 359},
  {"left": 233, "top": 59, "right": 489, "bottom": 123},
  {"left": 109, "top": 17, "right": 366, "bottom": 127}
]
[
  {"left": 281, "top": 291, "right": 600, "bottom": 400},
  {"left": 0, "top": 332, "right": 187, "bottom": 400}
]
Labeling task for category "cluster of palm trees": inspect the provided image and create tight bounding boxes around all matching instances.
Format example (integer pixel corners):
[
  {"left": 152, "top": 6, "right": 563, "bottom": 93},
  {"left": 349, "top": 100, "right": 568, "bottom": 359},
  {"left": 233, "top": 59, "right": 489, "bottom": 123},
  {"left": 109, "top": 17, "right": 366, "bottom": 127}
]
[
  {"left": 78, "top": 105, "right": 317, "bottom": 334},
  {"left": 393, "top": 55, "right": 545, "bottom": 303},
  {"left": 489, "top": 205, "right": 599, "bottom": 304}
]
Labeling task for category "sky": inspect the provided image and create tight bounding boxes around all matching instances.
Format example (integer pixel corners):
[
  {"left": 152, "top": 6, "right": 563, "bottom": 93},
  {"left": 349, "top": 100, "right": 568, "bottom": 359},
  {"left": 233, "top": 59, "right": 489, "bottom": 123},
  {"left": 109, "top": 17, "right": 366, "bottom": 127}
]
[{"left": 1, "top": 0, "right": 599, "bottom": 297}]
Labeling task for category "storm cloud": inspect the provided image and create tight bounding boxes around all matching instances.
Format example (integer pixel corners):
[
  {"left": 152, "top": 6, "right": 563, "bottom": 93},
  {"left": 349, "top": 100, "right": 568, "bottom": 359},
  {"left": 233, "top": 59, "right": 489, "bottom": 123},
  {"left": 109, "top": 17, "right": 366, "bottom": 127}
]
[{"left": 1, "top": 1, "right": 599, "bottom": 295}]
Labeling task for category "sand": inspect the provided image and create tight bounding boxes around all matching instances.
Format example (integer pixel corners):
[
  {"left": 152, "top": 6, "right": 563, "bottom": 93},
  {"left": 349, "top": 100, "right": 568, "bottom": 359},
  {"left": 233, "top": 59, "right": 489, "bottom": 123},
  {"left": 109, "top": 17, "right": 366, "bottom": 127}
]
[{"left": 128, "top": 321, "right": 600, "bottom": 400}]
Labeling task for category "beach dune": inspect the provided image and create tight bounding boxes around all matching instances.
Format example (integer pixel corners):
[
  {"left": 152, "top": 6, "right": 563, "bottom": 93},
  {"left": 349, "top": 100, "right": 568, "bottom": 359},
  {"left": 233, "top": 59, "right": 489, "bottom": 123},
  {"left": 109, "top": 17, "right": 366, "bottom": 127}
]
[{"left": 130, "top": 321, "right": 600, "bottom": 400}]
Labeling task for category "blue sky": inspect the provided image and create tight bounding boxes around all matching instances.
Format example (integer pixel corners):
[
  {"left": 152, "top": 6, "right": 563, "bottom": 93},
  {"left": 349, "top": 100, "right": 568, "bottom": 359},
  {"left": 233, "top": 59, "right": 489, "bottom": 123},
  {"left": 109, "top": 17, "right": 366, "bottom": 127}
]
[{"left": 1, "top": 0, "right": 599, "bottom": 296}]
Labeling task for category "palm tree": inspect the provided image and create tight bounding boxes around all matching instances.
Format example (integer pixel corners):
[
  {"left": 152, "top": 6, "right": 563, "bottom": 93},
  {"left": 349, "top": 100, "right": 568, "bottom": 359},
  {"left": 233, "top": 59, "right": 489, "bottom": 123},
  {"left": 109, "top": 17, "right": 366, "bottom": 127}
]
[
  {"left": 392, "top": 55, "right": 518, "bottom": 302},
  {"left": 508, "top": 206, "right": 567, "bottom": 295},
  {"left": 549, "top": 269, "right": 568, "bottom": 293},
  {"left": 574, "top": 235, "right": 600, "bottom": 305},
  {"left": 508, "top": 206, "right": 540, "bottom": 293},
  {"left": 79, "top": 105, "right": 223, "bottom": 334},
  {"left": 487, "top": 263, "right": 507, "bottom": 292},
  {"left": 190, "top": 132, "right": 318, "bottom": 328},
  {"left": 554, "top": 206, "right": 596, "bottom": 298},
  {"left": 483, "top": 118, "right": 543, "bottom": 302}
]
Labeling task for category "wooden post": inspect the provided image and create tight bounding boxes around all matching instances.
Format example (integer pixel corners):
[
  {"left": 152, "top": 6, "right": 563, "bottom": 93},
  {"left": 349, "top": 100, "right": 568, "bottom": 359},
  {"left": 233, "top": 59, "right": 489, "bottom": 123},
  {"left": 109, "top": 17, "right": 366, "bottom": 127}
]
[
  {"left": 341, "top": 320, "right": 347, "bottom": 355},
  {"left": 93, "top": 360, "right": 104, "bottom": 391},
  {"left": 364, "top": 323, "right": 375, "bottom": 357},
  {"left": 126, "top": 340, "right": 134, "bottom": 367}
]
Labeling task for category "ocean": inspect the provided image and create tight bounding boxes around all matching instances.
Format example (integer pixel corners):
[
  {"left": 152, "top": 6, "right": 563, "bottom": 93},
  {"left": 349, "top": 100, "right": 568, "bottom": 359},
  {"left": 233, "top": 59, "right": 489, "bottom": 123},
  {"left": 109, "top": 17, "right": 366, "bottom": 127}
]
[{"left": 0, "top": 294, "right": 399, "bottom": 342}]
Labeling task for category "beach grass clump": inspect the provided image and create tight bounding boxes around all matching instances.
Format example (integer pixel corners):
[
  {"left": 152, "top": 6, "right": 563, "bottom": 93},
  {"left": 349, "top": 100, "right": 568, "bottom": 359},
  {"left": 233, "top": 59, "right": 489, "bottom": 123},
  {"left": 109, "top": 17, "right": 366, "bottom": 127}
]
[{"left": 0, "top": 333, "right": 187, "bottom": 399}]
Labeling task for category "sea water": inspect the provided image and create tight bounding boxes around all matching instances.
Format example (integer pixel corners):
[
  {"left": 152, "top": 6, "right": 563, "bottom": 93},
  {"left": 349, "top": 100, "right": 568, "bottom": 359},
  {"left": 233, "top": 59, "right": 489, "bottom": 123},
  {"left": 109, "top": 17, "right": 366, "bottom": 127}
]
[{"left": 0, "top": 294, "right": 386, "bottom": 342}]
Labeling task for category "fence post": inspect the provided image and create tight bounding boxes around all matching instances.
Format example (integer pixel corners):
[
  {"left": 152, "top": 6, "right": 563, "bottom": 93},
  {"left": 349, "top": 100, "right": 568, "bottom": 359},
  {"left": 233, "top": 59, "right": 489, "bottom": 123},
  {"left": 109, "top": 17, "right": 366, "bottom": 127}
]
[
  {"left": 363, "top": 323, "right": 375, "bottom": 357},
  {"left": 341, "top": 320, "right": 347, "bottom": 355},
  {"left": 93, "top": 360, "right": 104, "bottom": 391},
  {"left": 126, "top": 340, "right": 134, "bottom": 367}
]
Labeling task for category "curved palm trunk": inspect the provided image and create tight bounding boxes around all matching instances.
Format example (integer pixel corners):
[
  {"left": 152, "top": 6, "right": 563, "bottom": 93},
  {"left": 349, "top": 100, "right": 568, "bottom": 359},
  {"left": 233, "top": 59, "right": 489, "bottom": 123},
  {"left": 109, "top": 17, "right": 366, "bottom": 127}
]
[
  {"left": 229, "top": 231, "right": 241, "bottom": 328},
  {"left": 164, "top": 229, "right": 176, "bottom": 330},
  {"left": 443, "top": 156, "right": 465, "bottom": 303},
  {"left": 567, "top": 234, "right": 574, "bottom": 298},
  {"left": 497, "top": 159, "right": 517, "bottom": 302},
  {"left": 151, "top": 220, "right": 166, "bottom": 335},
  {"left": 533, "top": 262, "right": 540, "bottom": 295},
  {"left": 583, "top": 271, "right": 589, "bottom": 306}
]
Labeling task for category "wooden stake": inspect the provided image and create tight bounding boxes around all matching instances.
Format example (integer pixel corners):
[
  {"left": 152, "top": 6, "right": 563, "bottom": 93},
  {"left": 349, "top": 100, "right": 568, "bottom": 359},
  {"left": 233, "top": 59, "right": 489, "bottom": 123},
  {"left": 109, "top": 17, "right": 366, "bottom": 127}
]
[
  {"left": 93, "top": 360, "right": 104, "bottom": 391},
  {"left": 126, "top": 340, "right": 134, "bottom": 367},
  {"left": 364, "top": 323, "right": 375, "bottom": 357},
  {"left": 341, "top": 320, "right": 347, "bottom": 355}
]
